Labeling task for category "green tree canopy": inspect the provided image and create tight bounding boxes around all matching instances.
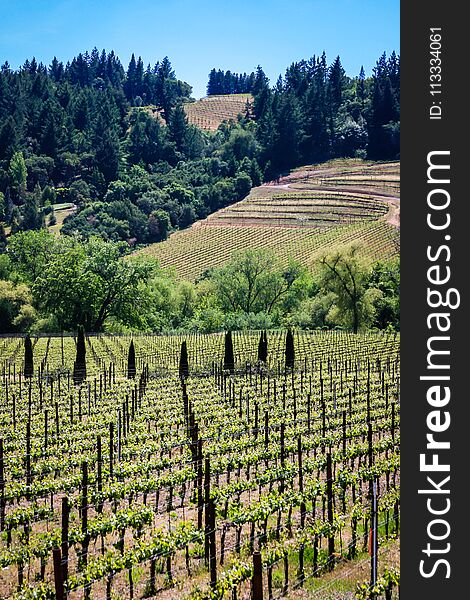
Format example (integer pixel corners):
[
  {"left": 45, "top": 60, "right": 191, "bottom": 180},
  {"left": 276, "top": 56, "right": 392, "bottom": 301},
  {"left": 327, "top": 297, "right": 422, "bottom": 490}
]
[
  {"left": 318, "top": 246, "right": 381, "bottom": 333},
  {"left": 209, "top": 249, "right": 305, "bottom": 316},
  {"left": 33, "top": 236, "right": 153, "bottom": 331}
]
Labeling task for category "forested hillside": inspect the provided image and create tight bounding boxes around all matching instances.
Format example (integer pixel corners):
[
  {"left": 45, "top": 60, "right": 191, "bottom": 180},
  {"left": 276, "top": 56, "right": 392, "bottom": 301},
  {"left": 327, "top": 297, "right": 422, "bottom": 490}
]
[
  {"left": 0, "top": 49, "right": 399, "bottom": 335},
  {"left": 0, "top": 49, "right": 399, "bottom": 246}
]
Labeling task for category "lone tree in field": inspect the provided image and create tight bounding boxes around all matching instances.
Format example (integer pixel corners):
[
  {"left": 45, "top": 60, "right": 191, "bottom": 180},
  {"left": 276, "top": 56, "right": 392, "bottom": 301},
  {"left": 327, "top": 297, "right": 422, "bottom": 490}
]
[
  {"left": 257, "top": 330, "right": 268, "bottom": 363},
  {"left": 73, "top": 325, "right": 87, "bottom": 385},
  {"left": 179, "top": 340, "right": 189, "bottom": 380},
  {"left": 319, "top": 246, "right": 378, "bottom": 333},
  {"left": 224, "top": 331, "right": 235, "bottom": 373},
  {"left": 285, "top": 329, "right": 295, "bottom": 370},
  {"left": 24, "top": 335, "right": 34, "bottom": 378},
  {"left": 127, "top": 340, "right": 136, "bottom": 379}
]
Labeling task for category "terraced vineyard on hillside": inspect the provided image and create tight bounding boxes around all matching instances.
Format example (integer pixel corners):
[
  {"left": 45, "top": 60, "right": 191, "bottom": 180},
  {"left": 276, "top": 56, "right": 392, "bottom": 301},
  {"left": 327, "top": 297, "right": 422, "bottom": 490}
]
[
  {"left": 0, "top": 330, "right": 400, "bottom": 599},
  {"left": 139, "top": 160, "right": 400, "bottom": 281},
  {"left": 183, "top": 94, "right": 253, "bottom": 131},
  {"left": 139, "top": 221, "right": 398, "bottom": 282}
]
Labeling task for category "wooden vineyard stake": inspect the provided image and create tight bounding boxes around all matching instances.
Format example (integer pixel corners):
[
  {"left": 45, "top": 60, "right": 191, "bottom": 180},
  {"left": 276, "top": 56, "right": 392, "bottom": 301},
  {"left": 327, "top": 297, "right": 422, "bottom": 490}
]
[
  {"left": 370, "top": 479, "right": 379, "bottom": 593},
  {"left": 81, "top": 461, "right": 89, "bottom": 568},
  {"left": 307, "top": 393, "right": 311, "bottom": 433},
  {"left": 280, "top": 423, "right": 285, "bottom": 493},
  {"left": 264, "top": 411, "right": 269, "bottom": 450},
  {"left": 208, "top": 498, "right": 217, "bottom": 588},
  {"left": 109, "top": 423, "right": 114, "bottom": 479},
  {"left": 44, "top": 409, "right": 48, "bottom": 451},
  {"left": 97, "top": 435, "right": 103, "bottom": 512},
  {"left": 52, "top": 547, "right": 64, "bottom": 600},
  {"left": 326, "top": 453, "right": 335, "bottom": 567},
  {"left": 204, "top": 458, "right": 211, "bottom": 564},
  {"left": 197, "top": 439, "right": 203, "bottom": 530},
  {"left": 298, "top": 436, "right": 306, "bottom": 586},
  {"left": 61, "top": 497, "right": 69, "bottom": 583},
  {"left": 298, "top": 437, "right": 305, "bottom": 527},
  {"left": 26, "top": 420, "right": 32, "bottom": 498},
  {"left": 252, "top": 551, "right": 263, "bottom": 600},
  {"left": 0, "top": 439, "right": 4, "bottom": 531}
]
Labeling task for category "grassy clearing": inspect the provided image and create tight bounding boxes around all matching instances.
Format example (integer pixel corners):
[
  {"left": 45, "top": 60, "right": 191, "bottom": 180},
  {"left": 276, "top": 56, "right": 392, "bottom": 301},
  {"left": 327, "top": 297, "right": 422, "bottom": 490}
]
[{"left": 47, "top": 202, "right": 75, "bottom": 235}]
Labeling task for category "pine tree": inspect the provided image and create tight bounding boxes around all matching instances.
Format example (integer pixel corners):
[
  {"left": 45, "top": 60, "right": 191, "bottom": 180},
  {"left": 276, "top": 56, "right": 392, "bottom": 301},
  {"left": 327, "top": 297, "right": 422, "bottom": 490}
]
[
  {"left": 124, "top": 54, "right": 137, "bottom": 100},
  {"left": 169, "top": 104, "right": 189, "bottom": 155},
  {"left": 0, "top": 116, "right": 17, "bottom": 160},
  {"left": 285, "top": 329, "right": 295, "bottom": 370},
  {"left": 207, "top": 68, "right": 217, "bottom": 95},
  {"left": 328, "top": 56, "right": 345, "bottom": 115},
  {"left": 179, "top": 340, "right": 189, "bottom": 379},
  {"left": 357, "top": 66, "right": 366, "bottom": 108},
  {"left": 224, "top": 331, "right": 235, "bottom": 373},
  {"left": 73, "top": 325, "right": 87, "bottom": 385},
  {"left": 21, "top": 185, "right": 44, "bottom": 231},
  {"left": 127, "top": 340, "right": 136, "bottom": 379},
  {"left": 24, "top": 335, "right": 34, "bottom": 378}
]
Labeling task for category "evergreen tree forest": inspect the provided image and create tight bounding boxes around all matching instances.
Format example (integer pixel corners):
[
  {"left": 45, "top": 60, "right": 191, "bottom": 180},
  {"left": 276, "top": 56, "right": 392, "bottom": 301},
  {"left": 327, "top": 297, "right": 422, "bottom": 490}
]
[
  {"left": 206, "top": 69, "right": 257, "bottom": 95},
  {"left": 0, "top": 49, "right": 399, "bottom": 244}
]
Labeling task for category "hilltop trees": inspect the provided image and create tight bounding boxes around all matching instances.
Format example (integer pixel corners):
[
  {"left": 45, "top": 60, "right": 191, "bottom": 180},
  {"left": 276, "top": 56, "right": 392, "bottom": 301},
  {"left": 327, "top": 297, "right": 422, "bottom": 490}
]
[
  {"left": 207, "top": 69, "right": 256, "bottom": 95},
  {"left": 368, "top": 52, "right": 400, "bottom": 159},
  {"left": 0, "top": 49, "right": 195, "bottom": 241},
  {"left": 0, "top": 47, "right": 398, "bottom": 246},
  {"left": 219, "top": 50, "right": 400, "bottom": 169}
]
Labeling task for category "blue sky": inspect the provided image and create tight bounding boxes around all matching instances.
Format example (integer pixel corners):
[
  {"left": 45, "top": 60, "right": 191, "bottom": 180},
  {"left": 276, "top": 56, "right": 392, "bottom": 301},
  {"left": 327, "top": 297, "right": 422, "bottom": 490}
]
[{"left": 0, "top": 0, "right": 399, "bottom": 98}]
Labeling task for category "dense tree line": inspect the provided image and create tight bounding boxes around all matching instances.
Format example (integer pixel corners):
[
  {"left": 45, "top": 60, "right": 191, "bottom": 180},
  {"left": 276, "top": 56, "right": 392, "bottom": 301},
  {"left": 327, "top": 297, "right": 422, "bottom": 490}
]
[
  {"left": 0, "top": 48, "right": 399, "bottom": 248},
  {"left": 206, "top": 69, "right": 256, "bottom": 95},
  {"left": 249, "top": 51, "right": 399, "bottom": 176}
]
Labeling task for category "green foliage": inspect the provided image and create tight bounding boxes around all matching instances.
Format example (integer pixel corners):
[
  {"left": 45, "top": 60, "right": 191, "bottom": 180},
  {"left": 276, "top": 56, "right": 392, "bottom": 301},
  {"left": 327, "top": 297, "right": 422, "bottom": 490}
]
[
  {"left": 32, "top": 236, "right": 153, "bottom": 331},
  {"left": 0, "top": 280, "right": 36, "bottom": 333},
  {"left": 207, "top": 249, "right": 305, "bottom": 317},
  {"left": 319, "top": 246, "right": 380, "bottom": 333},
  {"left": 0, "top": 48, "right": 398, "bottom": 247},
  {"left": 9, "top": 151, "right": 27, "bottom": 197},
  {"left": 368, "top": 259, "right": 400, "bottom": 330}
]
